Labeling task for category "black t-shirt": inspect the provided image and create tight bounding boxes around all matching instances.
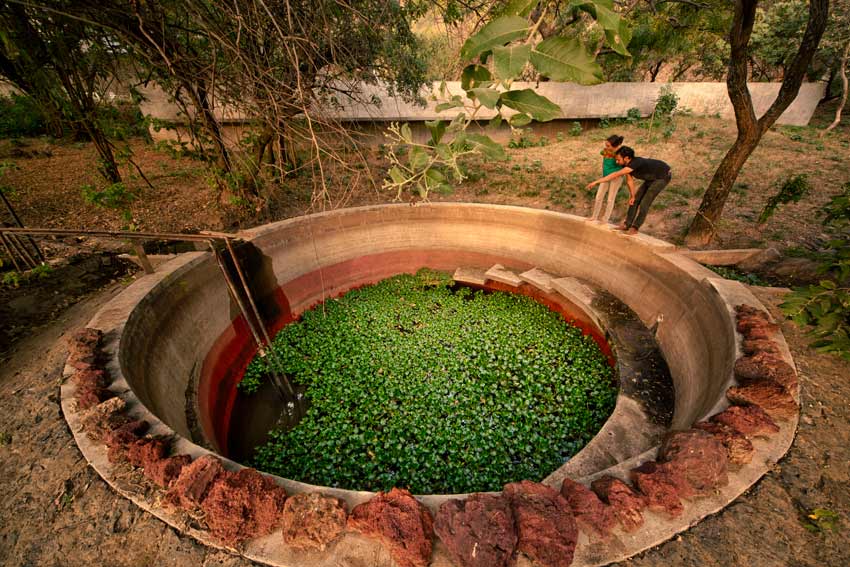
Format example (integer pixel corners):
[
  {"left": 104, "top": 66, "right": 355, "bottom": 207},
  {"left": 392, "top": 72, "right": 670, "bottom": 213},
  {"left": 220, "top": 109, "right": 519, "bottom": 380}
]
[{"left": 626, "top": 157, "right": 671, "bottom": 181}]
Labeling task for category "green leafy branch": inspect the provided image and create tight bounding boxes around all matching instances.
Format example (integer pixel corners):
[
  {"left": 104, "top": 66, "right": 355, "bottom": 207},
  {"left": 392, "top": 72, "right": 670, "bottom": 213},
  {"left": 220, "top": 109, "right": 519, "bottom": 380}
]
[
  {"left": 759, "top": 174, "right": 811, "bottom": 224},
  {"left": 383, "top": 0, "right": 631, "bottom": 201},
  {"left": 781, "top": 182, "right": 850, "bottom": 360}
]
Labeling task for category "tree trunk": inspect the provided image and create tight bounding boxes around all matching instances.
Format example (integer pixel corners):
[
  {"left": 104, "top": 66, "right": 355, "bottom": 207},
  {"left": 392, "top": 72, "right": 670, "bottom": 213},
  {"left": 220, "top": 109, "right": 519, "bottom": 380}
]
[
  {"left": 822, "top": 65, "right": 837, "bottom": 102},
  {"left": 821, "top": 40, "right": 850, "bottom": 137},
  {"left": 86, "top": 119, "right": 122, "bottom": 183},
  {"left": 685, "top": 0, "right": 829, "bottom": 247},
  {"left": 186, "top": 81, "right": 232, "bottom": 174},
  {"left": 649, "top": 60, "right": 664, "bottom": 82}
]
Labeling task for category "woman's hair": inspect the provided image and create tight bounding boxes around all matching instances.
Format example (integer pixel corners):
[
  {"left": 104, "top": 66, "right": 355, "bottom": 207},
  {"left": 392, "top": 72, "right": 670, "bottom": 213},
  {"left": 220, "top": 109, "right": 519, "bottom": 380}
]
[{"left": 606, "top": 134, "right": 624, "bottom": 147}]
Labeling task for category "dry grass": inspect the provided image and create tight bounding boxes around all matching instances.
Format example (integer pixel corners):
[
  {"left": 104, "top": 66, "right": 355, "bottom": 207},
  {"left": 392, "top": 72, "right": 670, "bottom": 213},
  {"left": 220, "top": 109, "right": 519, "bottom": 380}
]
[{"left": 1, "top": 102, "right": 848, "bottom": 254}]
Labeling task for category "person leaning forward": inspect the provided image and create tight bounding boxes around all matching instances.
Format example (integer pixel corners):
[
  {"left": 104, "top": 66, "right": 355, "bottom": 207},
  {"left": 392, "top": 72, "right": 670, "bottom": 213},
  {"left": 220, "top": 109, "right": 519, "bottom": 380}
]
[{"left": 585, "top": 146, "right": 672, "bottom": 235}]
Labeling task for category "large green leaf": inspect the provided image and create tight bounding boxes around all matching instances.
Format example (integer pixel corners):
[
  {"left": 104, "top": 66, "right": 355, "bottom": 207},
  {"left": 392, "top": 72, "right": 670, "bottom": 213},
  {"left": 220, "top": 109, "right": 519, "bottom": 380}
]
[
  {"left": 569, "top": 0, "right": 630, "bottom": 56},
  {"left": 388, "top": 166, "right": 406, "bottom": 185},
  {"left": 460, "top": 16, "right": 529, "bottom": 61},
  {"left": 502, "top": 0, "right": 539, "bottom": 17},
  {"left": 408, "top": 147, "right": 429, "bottom": 171},
  {"left": 509, "top": 113, "right": 532, "bottom": 127},
  {"left": 570, "top": 0, "right": 619, "bottom": 31},
  {"left": 461, "top": 64, "right": 493, "bottom": 90},
  {"left": 466, "top": 133, "right": 507, "bottom": 160},
  {"left": 499, "top": 89, "right": 561, "bottom": 122},
  {"left": 468, "top": 87, "right": 501, "bottom": 109},
  {"left": 435, "top": 96, "right": 465, "bottom": 113},
  {"left": 425, "top": 120, "right": 446, "bottom": 145},
  {"left": 605, "top": 20, "right": 632, "bottom": 57},
  {"left": 493, "top": 44, "right": 531, "bottom": 80},
  {"left": 529, "top": 37, "right": 603, "bottom": 84},
  {"left": 435, "top": 143, "right": 453, "bottom": 160}
]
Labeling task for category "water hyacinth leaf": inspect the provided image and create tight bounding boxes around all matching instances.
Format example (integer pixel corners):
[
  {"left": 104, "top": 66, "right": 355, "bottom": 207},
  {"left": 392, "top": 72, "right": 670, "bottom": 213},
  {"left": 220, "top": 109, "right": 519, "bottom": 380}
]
[
  {"left": 466, "top": 133, "right": 507, "bottom": 160},
  {"left": 529, "top": 36, "right": 604, "bottom": 84},
  {"left": 426, "top": 120, "right": 446, "bottom": 144},
  {"left": 468, "top": 87, "right": 501, "bottom": 109},
  {"left": 244, "top": 270, "right": 615, "bottom": 492},
  {"left": 461, "top": 64, "right": 493, "bottom": 90},
  {"left": 509, "top": 112, "right": 532, "bottom": 127},
  {"left": 502, "top": 0, "right": 539, "bottom": 17},
  {"left": 500, "top": 89, "right": 562, "bottom": 121},
  {"left": 460, "top": 16, "right": 529, "bottom": 61},
  {"left": 493, "top": 44, "right": 531, "bottom": 79}
]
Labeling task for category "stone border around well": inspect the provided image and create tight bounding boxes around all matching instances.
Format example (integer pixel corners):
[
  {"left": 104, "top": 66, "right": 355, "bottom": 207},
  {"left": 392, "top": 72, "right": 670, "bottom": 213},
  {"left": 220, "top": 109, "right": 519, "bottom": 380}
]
[{"left": 61, "top": 207, "right": 799, "bottom": 567}]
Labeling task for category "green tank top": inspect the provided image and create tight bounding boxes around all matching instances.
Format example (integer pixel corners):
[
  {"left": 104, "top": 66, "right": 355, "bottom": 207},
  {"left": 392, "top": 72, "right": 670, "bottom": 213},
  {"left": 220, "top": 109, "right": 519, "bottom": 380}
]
[{"left": 602, "top": 155, "right": 622, "bottom": 176}]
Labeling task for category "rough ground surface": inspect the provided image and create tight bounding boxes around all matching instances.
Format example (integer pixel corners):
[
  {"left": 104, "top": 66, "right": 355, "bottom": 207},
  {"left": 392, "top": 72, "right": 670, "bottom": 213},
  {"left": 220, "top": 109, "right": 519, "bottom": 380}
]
[
  {"left": 1, "top": 106, "right": 848, "bottom": 260},
  {"left": 1, "top": 106, "right": 849, "bottom": 565},
  {"left": 1, "top": 285, "right": 848, "bottom": 567}
]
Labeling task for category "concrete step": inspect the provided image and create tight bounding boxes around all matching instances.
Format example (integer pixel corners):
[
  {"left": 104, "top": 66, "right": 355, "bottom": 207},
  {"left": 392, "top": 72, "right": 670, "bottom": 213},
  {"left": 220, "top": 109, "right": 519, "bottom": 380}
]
[
  {"left": 519, "top": 268, "right": 556, "bottom": 293},
  {"left": 551, "top": 277, "right": 597, "bottom": 307},
  {"left": 484, "top": 264, "right": 524, "bottom": 287},
  {"left": 452, "top": 267, "right": 487, "bottom": 286}
]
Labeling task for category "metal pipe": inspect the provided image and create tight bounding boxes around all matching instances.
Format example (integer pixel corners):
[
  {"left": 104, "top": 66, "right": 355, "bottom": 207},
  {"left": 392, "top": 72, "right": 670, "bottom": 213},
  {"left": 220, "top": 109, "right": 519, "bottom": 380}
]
[
  {"left": 0, "top": 232, "right": 23, "bottom": 272},
  {"left": 208, "top": 241, "right": 290, "bottom": 400},
  {"left": 0, "top": 227, "right": 237, "bottom": 242},
  {"left": 6, "top": 233, "right": 38, "bottom": 269},
  {"left": 0, "top": 190, "right": 45, "bottom": 262},
  {"left": 224, "top": 238, "right": 294, "bottom": 397}
]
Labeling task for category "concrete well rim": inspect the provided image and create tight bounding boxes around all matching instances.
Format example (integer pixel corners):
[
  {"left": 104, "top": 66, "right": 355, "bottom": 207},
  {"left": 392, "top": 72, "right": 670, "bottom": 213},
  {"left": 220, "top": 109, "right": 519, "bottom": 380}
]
[{"left": 62, "top": 203, "right": 800, "bottom": 567}]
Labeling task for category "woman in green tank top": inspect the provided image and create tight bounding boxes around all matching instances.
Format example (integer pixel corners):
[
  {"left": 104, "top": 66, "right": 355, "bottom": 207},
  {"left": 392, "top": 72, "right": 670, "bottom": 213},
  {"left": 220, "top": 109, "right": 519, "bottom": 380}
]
[{"left": 588, "top": 134, "right": 625, "bottom": 224}]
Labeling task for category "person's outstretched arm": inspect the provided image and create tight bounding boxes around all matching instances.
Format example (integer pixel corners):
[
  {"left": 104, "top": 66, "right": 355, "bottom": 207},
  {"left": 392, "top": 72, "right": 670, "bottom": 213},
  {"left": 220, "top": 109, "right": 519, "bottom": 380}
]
[
  {"left": 586, "top": 167, "right": 633, "bottom": 190},
  {"left": 626, "top": 174, "right": 636, "bottom": 205}
]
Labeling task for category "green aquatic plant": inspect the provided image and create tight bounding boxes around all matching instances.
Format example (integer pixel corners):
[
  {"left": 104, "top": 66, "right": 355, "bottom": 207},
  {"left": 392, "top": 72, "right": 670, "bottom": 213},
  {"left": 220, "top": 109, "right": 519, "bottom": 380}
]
[{"left": 243, "top": 269, "right": 616, "bottom": 493}]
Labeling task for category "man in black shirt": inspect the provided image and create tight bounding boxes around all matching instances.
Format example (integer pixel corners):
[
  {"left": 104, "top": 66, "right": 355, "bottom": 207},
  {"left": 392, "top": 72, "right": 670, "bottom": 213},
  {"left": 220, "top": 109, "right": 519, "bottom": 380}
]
[{"left": 585, "top": 146, "right": 672, "bottom": 234}]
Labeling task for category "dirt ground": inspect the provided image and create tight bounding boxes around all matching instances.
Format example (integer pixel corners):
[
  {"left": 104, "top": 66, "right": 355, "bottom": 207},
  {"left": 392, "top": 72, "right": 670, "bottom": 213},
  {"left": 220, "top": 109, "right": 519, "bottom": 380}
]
[
  {"left": 1, "top": 104, "right": 849, "bottom": 566},
  {"left": 1, "top": 102, "right": 848, "bottom": 252},
  {"left": 0, "top": 285, "right": 847, "bottom": 567}
]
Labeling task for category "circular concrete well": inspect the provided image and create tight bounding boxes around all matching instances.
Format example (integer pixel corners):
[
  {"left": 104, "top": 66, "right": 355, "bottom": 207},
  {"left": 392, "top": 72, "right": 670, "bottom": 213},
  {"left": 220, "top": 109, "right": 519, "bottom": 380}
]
[{"left": 62, "top": 203, "right": 799, "bottom": 567}]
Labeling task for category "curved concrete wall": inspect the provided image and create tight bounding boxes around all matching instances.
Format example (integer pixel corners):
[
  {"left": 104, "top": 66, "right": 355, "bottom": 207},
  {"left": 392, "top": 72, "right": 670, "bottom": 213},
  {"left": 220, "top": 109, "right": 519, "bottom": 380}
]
[
  {"left": 66, "top": 203, "right": 799, "bottom": 567},
  {"left": 119, "top": 204, "right": 733, "bottom": 452}
]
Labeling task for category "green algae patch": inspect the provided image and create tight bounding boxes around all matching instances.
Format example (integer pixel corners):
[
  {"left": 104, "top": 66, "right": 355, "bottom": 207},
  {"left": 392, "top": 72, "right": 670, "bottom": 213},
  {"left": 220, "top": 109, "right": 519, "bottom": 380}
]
[{"left": 242, "top": 269, "right": 616, "bottom": 494}]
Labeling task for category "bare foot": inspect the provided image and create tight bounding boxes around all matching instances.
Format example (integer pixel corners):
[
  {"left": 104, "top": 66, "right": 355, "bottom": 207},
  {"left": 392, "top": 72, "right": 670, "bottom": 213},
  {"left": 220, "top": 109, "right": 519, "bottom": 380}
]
[
  {"left": 613, "top": 224, "right": 628, "bottom": 231},
  {"left": 625, "top": 228, "right": 639, "bottom": 235}
]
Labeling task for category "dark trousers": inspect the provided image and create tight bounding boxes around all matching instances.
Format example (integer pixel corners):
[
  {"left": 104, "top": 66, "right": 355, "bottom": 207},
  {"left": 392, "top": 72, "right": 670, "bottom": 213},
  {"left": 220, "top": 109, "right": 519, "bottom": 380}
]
[{"left": 624, "top": 174, "right": 671, "bottom": 229}]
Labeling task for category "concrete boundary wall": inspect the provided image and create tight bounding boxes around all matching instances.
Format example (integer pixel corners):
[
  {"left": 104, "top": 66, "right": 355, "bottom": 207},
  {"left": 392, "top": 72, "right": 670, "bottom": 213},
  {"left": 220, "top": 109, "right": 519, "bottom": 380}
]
[
  {"left": 139, "top": 81, "right": 825, "bottom": 129},
  {"left": 62, "top": 204, "right": 799, "bottom": 567}
]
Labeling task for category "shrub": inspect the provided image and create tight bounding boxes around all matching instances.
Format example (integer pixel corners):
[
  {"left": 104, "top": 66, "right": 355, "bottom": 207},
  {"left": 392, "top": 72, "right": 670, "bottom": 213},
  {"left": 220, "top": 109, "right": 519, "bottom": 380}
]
[
  {"left": 654, "top": 84, "right": 679, "bottom": 117},
  {"left": 781, "top": 183, "right": 850, "bottom": 360},
  {"left": 81, "top": 181, "right": 136, "bottom": 209},
  {"left": 758, "top": 174, "right": 811, "bottom": 223},
  {"left": 0, "top": 94, "right": 47, "bottom": 138},
  {"left": 625, "top": 107, "right": 642, "bottom": 124}
]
